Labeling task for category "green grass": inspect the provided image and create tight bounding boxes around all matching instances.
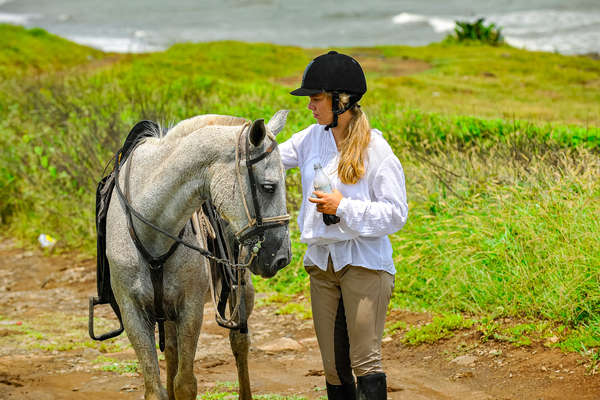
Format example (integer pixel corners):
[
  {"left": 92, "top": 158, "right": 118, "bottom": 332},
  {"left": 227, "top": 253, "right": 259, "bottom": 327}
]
[
  {"left": 0, "top": 312, "right": 130, "bottom": 354},
  {"left": 0, "top": 24, "right": 599, "bottom": 355},
  {"left": 93, "top": 356, "right": 139, "bottom": 374},
  {"left": 196, "top": 381, "right": 308, "bottom": 400},
  {"left": 0, "top": 24, "right": 105, "bottom": 78},
  {"left": 403, "top": 314, "right": 475, "bottom": 345},
  {"left": 276, "top": 302, "right": 312, "bottom": 320}
]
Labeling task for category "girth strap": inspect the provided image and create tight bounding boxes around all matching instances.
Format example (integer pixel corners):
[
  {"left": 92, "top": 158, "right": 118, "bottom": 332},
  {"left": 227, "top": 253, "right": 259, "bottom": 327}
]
[{"left": 150, "top": 264, "right": 166, "bottom": 352}]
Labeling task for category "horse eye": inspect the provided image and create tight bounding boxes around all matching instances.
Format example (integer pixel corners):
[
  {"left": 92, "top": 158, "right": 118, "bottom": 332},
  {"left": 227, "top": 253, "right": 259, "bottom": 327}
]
[{"left": 261, "top": 183, "right": 276, "bottom": 193}]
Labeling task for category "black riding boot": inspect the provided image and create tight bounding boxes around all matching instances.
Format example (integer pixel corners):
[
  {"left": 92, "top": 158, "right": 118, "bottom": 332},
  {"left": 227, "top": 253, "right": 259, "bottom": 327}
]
[
  {"left": 357, "top": 373, "right": 387, "bottom": 400},
  {"left": 326, "top": 381, "right": 357, "bottom": 400}
]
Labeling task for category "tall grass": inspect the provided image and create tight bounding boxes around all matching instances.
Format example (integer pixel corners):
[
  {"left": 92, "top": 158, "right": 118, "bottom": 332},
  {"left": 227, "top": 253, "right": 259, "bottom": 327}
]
[
  {"left": 1, "top": 25, "right": 599, "bottom": 348},
  {"left": 392, "top": 136, "right": 600, "bottom": 324}
]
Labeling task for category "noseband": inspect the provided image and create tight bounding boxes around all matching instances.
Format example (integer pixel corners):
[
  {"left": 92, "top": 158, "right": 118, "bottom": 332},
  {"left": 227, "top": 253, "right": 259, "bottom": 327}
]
[{"left": 234, "top": 121, "right": 290, "bottom": 247}]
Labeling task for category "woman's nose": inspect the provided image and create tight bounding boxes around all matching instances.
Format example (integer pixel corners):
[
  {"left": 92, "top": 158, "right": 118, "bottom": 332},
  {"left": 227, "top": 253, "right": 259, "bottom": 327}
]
[{"left": 308, "top": 101, "right": 315, "bottom": 110}]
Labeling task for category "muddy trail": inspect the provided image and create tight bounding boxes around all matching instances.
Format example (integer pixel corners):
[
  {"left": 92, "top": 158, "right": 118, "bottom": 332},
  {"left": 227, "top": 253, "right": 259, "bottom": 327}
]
[{"left": 0, "top": 238, "right": 598, "bottom": 400}]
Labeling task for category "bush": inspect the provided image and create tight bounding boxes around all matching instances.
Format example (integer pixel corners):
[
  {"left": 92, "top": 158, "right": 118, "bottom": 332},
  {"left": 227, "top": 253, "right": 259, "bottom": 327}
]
[{"left": 446, "top": 18, "right": 503, "bottom": 46}]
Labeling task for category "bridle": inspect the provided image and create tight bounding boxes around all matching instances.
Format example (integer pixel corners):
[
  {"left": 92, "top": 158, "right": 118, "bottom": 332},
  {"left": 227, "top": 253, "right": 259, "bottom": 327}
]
[
  {"left": 234, "top": 121, "right": 291, "bottom": 246},
  {"left": 113, "top": 121, "right": 290, "bottom": 350}
]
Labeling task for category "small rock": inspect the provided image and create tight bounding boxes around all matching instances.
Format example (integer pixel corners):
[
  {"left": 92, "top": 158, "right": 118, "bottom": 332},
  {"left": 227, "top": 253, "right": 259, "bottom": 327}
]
[
  {"left": 450, "top": 355, "right": 477, "bottom": 366},
  {"left": 382, "top": 336, "right": 392, "bottom": 343},
  {"left": 449, "top": 371, "right": 474, "bottom": 381},
  {"left": 82, "top": 347, "right": 102, "bottom": 358},
  {"left": 489, "top": 349, "right": 502, "bottom": 356},
  {"left": 299, "top": 337, "right": 318, "bottom": 346},
  {"left": 541, "top": 366, "right": 548, "bottom": 371},
  {"left": 120, "top": 384, "right": 137, "bottom": 392},
  {"left": 305, "top": 369, "right": 324, "bottom": 377},
  {"left": 257, "top": 337, "right": 303, "bottom": 353}
]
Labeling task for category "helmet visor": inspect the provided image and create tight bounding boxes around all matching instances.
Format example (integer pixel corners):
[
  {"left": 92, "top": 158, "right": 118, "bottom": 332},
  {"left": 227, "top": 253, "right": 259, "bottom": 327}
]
[{"left": 290, "top": 87, "right": 324, "bottom": 96}]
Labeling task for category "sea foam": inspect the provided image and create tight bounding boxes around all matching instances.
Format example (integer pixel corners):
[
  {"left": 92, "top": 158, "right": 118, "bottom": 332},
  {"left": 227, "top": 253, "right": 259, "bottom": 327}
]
[
  {"left": 392, "top": 12, "right": 455, "bottom": 33},
  {"left": 66, "top": 35, "right": 162, "bottom": 53},
  {"left": 0, "top": 12, "right": 40, "bottom": 24},
  {"left": 488, "top": 10, "right": 600, "bottom": 35}
]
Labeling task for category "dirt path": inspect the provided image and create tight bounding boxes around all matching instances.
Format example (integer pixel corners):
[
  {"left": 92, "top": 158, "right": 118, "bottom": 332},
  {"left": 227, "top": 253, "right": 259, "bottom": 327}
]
[{"left": 0, "top": 238, "right": 598, "bottom": 399}]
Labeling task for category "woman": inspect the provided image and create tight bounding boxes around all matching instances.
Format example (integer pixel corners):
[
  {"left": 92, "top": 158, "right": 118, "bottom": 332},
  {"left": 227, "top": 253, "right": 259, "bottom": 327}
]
[{"left": 278, "top": 51, "right": 408, "bottom": 400}]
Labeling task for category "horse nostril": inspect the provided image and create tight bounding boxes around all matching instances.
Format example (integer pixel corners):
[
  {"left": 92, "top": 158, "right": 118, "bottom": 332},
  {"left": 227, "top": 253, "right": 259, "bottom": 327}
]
[{"left": 274, "top": 256, "right": 289, "bottom": 271}]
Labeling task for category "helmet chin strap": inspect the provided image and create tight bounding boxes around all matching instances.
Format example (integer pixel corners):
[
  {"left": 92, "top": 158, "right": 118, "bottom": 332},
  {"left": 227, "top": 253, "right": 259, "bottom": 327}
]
[{"left": 325, "top": 92, "right": 356, "bottom": 131}]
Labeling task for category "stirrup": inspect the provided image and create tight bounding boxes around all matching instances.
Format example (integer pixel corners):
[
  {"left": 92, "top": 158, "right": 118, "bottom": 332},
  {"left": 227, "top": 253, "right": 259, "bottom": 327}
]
[{"left": 88, "top": 296, "right": 125, "bottom": 341}]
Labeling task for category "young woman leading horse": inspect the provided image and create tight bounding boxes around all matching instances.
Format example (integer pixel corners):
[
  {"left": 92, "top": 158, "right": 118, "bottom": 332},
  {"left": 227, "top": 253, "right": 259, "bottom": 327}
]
[{"left": 279, "top": 51, "right": 408, "bottom": 400}]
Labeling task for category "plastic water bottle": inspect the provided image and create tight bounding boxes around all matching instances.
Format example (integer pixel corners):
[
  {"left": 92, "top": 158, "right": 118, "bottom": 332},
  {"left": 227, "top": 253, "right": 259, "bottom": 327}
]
[{"left": 313, "top": 163, "right": 340, "bottom": 225}]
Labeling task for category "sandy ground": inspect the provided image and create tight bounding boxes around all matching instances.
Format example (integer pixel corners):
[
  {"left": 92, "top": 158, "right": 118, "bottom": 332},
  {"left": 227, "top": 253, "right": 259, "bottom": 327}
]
[{"left": 0, "top": 238, "right": 599, "bottom": 400}]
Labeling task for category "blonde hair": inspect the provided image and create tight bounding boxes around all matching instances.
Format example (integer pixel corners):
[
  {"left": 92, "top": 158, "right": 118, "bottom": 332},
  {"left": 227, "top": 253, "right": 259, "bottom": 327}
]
[{"left": 335, "top": 93, "right": 371, "bottom": 185}]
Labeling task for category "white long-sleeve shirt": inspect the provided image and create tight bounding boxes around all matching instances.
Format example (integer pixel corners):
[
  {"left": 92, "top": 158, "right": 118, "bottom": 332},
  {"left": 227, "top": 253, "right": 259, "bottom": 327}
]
[{"left": 279, "top": 123, "right": 408, "bottom": 274}]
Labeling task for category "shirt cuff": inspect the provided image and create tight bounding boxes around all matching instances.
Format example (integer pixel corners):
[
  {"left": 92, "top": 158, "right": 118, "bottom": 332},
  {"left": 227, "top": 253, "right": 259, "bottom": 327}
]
[{"left": 336, "top": 197, "right": 350, "bottom": 218}]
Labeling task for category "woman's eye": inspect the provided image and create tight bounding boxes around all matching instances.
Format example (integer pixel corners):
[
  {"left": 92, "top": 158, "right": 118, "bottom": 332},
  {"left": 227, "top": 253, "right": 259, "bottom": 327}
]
[{"left": 261, "top": 184, "right": 276, "bottom": 193}]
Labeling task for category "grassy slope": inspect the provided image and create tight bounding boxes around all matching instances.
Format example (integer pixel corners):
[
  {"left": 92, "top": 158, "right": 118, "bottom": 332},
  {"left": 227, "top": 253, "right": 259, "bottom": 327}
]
[
  {"left": 1, "top": 24, "right": 598, "bottom": 351},
  {"left": 0, "top": 24, "right": 105, "bottom": 77}
]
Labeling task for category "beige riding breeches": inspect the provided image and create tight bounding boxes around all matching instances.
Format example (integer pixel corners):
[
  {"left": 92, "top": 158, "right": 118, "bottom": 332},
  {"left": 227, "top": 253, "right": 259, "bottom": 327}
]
[{"left": 305, "top": 257, "right": 395, "bottom": 385}]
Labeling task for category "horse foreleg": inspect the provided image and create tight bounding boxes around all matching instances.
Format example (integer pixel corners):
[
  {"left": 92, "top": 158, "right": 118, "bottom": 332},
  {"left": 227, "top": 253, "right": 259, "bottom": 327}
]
[
  {"left": 230, "top": 275, "right": 255, "bottom": 400},
  {"left": 173, "top": 306, "right": 203, "bottom": 400},
  {"left": 230, "top": 329, "right": 252, "bottom": 400},
  {"left": 164, "top": 321, "right": 178, "bottom": 400},
  {"left": 120, "top": 301, "right": 168, "bottom": 400}
]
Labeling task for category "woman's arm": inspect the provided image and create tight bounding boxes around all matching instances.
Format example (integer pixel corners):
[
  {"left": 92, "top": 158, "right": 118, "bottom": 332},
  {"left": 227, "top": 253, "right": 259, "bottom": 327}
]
[
  {"left": 335, "top": 155, "right": 408, "bottom": 237},
  {"left": 278, "top": 126, "right": 312, "bottom": 170}
]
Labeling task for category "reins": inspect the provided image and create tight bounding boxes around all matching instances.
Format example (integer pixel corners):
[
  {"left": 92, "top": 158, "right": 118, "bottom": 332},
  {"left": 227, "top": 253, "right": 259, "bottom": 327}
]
[
  {"left": 113, "top": 121, "right": 289, "bottom": 349},
  {"left": 192, "top": 211, "right": 245, "bottom": 330},
  {"left": 113, "top": 125, "right": 262, "bottom": 270}
]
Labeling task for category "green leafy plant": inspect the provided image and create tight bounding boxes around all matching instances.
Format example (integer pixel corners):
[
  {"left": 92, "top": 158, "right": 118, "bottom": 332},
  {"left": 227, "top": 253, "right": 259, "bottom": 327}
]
[{"left": 446, "top": 18, "right": 503, "bottom": 45}]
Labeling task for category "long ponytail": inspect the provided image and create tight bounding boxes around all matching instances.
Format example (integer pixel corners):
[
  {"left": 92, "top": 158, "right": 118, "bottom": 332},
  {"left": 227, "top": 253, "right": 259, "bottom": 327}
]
[{"left": 337, "top": 93, "right": 371, "bottom": 185}]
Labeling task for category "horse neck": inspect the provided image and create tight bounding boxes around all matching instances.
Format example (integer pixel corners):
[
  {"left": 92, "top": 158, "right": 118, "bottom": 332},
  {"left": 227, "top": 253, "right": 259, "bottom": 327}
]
[{"left": 127, "top": 126, "right": 237, "bottom": 253}]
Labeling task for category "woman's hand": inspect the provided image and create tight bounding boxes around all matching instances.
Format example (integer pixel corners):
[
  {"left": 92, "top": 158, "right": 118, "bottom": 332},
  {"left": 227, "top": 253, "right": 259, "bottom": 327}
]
[{"left": 309, "top": 189, "right": 343, "bottom": 215}]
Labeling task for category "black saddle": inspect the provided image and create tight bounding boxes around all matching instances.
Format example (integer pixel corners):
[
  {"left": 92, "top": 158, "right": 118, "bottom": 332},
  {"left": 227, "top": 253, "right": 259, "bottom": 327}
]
[{"left": 89, "top": 120, "right": 158, "bottom": 341}]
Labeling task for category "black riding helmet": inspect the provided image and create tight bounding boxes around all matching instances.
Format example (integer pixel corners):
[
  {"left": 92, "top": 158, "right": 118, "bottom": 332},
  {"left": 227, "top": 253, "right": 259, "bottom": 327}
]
[{"left": 291, "top": 51, "right": 367, "bottom": 130}]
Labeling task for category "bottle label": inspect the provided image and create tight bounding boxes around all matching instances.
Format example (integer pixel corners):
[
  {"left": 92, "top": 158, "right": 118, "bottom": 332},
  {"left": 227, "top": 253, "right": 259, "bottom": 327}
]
[{"left": 314, "top": 183, "right": 332, "bottom": 193}]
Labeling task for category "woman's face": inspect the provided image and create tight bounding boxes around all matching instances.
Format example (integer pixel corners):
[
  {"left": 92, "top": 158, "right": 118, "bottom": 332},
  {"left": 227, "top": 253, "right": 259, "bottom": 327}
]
[{"left": 308, "top": 93, "right": 332, "bottom": 126}]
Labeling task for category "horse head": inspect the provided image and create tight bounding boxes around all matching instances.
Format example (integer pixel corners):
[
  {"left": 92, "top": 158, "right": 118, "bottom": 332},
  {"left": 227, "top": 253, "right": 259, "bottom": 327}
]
[{"left": 209, "top": 110, "right": 291, "bottom": 278}]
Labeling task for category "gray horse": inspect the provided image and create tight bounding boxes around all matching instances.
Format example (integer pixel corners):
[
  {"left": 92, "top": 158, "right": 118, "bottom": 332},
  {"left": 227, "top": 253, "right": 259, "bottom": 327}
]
[{"left": 105, "top": 111, "right": 291, "bottom": 400}]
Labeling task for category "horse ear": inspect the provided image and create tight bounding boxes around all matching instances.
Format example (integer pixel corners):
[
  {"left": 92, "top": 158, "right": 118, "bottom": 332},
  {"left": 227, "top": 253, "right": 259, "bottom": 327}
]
[
  {"left": 249, "top": 118, "right": 266, "bottom": 147},
  {"left": 266, "top": 110, "right": 289, "bottom": 136}
]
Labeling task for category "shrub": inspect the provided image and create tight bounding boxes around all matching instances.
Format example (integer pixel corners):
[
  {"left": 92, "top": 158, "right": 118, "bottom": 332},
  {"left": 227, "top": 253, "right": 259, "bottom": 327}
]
[{"left": 446, "top": 18, "right": 503, "bottom": 46}]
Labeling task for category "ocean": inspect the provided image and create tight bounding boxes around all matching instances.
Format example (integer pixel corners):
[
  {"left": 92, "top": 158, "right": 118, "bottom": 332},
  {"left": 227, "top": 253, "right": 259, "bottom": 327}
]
[{"left": 1, "top": 0, "right": 599, "bottom": 55}]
